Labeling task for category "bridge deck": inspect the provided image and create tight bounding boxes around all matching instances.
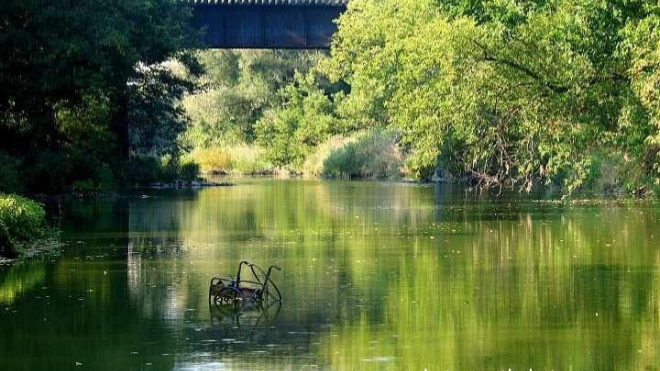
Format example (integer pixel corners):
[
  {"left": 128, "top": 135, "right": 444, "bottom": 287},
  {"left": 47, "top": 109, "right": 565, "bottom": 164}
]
[
  {"left": 187, "top": 0, "right": 348, "bottom": 5},
  {"left": 188, "top": 0, "right": 348, "bottom": 49}
]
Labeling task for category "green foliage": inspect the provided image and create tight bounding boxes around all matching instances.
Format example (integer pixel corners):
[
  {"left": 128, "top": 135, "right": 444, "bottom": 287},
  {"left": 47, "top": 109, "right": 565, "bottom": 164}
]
[
  {"left": 325, "top": 0, "right": 599, "bottom": 189},
  {"left": 123, "top": 156, "right": 167, "bottom": 184},
  {"left": 180, "top": 50, "right": 328, "bottom": 177},
  {"left": 227, "top": 145, "right": 273, "bottom": 174},
  {"left": 186, "top": 145, "right": 272, "bottom": 174},
  {"left": 0, "top": 0, "right": 200, "bottom": 193},
  {"left": 71, "top": 180, "right": 99, "bottom": 198},
  {"left": 305, "top": 130, "right": 403, "bottom": 179},
  {"left": 256, "top": 73, "right": 341, "bottom": 167},
  {"left": 177, "top": 160, "right": 200, "bottom": 182},
  {"left": 182, "top": 50, "right": 324, "bottom": 148},
  {"left": 623, "top": 9, "right": 660, "bottom": 184},
  {"left": 123, "top": 155, "right": 200, "bottom": 185},
  {"left": 261, "top": 0, "right": 660, "bottom": 192},
  {"left": 188, "top": 148, "right": 233, "bottom": 173},
  {"left": 0, "top": 195, "right": 45, "bottom": 246},
  {"left": 129, "top": 64, "right": 196, "bottom": 157},
  {"left": 303, "top": 136, "right": 354, "bottom": 178},
  {"left": 0, "top": 219, "right": 12, "bottom": 256}
]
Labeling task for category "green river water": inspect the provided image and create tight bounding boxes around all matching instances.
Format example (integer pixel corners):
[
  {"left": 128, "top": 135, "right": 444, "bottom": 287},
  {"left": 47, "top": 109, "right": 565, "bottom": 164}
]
[{"left": 1, "top": 179, "right": 659, "bottom": 371}]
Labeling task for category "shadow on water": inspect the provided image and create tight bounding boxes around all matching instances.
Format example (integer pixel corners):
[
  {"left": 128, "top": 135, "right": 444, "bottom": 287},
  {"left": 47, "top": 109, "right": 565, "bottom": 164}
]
[{"left": 0, "top": 179, "right": 659, "bottom": 370}]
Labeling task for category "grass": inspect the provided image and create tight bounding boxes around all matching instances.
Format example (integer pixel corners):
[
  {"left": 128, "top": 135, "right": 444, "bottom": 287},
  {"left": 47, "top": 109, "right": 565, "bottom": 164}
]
[
  {"left": 186, "top": 144, "right": 273, "bottom": 175},
  {"left": 302, "top": 136, "right": 354, "bottom": 178},
  {"left": 185, "top": 131, "right": 404, "bottom": 179},
  {"left": 303, "top": 130, "right": 404, "bottom": 179}
]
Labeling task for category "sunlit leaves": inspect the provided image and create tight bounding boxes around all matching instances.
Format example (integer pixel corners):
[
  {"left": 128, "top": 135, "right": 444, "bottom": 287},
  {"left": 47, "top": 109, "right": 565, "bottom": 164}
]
[{"left": 276, "top": 0, "right": 660, "bottom": 191}]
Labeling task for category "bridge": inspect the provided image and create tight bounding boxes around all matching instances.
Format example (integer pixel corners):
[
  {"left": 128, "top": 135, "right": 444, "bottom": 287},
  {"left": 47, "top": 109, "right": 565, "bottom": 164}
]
[{"left": 187, "top": 0, "right": 349, "bottom": 49}]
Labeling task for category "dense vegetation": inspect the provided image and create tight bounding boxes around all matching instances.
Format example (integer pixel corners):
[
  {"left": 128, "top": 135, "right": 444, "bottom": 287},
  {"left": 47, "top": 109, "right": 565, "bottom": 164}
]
[
  {"left": 260, "top": 0, "right": 660, "bottom": 192},
  {"left": 2, "top": 0, "right": 660, "bottom": 194},
  {"left": 0, "top": 0, "right": 201, "bottom": 193},
  {"left": 0, "top": 194, "right": 47, "bottom": 257},
  {"left": 180, "top": 50, "right": 324, "bottom": 174},
  {"left": 181, "top": 0, "right": 660, "bottom": 193}
]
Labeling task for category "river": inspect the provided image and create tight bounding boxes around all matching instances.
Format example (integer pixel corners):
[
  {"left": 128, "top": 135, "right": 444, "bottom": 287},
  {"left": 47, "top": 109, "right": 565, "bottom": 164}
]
[{"left": 0, "top": 179, "right": 659, "bottom": 371}]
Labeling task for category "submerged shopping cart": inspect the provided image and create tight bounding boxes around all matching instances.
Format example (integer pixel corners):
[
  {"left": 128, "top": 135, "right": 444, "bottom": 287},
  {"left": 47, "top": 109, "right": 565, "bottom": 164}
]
[{"left": 209, "top": 261, "right": 282, "bottom": 306}]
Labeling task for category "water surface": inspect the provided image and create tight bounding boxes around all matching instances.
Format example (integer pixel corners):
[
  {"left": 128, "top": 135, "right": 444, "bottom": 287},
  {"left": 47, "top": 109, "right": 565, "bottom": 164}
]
[{"left": 1, "top": 179, "right": 659, "bottom": 371}]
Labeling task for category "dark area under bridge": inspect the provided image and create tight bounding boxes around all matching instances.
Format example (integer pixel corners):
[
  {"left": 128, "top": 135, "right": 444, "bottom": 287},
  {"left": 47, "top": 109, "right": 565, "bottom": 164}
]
[{"left": 188, "top": 0, "right": 349, "bottom": 49}]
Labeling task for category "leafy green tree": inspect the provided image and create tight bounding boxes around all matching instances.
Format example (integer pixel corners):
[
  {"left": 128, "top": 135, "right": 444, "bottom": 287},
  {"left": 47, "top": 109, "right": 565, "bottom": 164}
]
[
  {"left": 0, "top": 0, "right": 199, "bottom": 191},
  {"left": 624, "top": 7, "right": 660, "bottom": 183},
  {"left": 265, "top": 0, "right": 659, "bottom": 191},
  {"left": 256, "top": 72, "right": 340, "bottom": 167},
  {"left": 182, "top": 50, "right": 324, "bottom": 148}
]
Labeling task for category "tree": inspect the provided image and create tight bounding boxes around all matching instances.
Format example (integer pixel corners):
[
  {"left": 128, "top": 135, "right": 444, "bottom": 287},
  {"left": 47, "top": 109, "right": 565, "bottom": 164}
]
[
  {"left": 182, "top": 50, "right": 324, "bottom": 148},
  {"left": 266, "top": 0, "right": 659, "bottom": 191},
  {"left": 0, "top": 0, "right": 200, "bottom": 191}
]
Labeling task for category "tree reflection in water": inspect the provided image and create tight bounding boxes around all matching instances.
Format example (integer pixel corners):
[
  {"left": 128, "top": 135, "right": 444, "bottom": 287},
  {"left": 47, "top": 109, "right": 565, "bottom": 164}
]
[{"left": 0, "top": 180, "right": 659, "bottom": 371}]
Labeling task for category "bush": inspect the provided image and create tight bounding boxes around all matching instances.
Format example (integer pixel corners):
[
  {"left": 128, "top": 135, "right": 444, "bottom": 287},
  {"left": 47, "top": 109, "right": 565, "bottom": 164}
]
[
  {"left": 95, "top": 164, "right": 115, "bottom": 192},
  {"left": 22, "top": 148, "right": 114, "bottom": 193},
  {"left": 307, "top": 130, "right": 403, "bottom": 179},
  {"left": 178, "top": 160, "right": 200, "bottom": 181},
  {"left": 585, "top": 150, "right": 653, "bottom": 194},
  {"left": 70, "top": 165, "right": 115, "bottom": 196},
  {"left": 0, "top": 194, "right": 46, "bottom": 255},
  {"left": 302, "top": 136, "right": 354, "bottom": 178},
  {"left": 71, "top": 179, "right": 99, "bottom": 197},
  {"left": 123, "top": 154, "right": 200, "bottom": 184},
  {"left": 123, "top": 155, "right": 163, "bottom": 184}
]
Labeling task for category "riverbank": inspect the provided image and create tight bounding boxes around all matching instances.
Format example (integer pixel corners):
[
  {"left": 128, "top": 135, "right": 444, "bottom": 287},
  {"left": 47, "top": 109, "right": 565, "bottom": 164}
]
[
  {"left": 134, "top": 179, "right": 234, "bottom": 189},
  {"left": 184, "top": 143, "right": 658, "bottom": 198}
]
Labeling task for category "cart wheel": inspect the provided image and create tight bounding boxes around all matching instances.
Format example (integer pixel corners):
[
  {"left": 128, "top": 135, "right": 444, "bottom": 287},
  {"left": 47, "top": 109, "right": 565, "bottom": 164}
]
[{"left": 214, "top": 286, "right": 240, "bottom": 306}]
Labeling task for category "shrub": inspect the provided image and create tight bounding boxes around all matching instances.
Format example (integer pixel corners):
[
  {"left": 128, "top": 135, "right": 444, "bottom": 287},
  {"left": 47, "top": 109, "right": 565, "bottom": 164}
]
[
  {"left": 71, "top": 165, "right": 115, "bottom": 196},
  {"left": 71, "top": 179, "right": 99, "bottom": 197},
  {"left": 22, "top": 148, "right": 111, "bottom": 193},
  {"left": 586, "top": 150, "right": 652, "bottom": 194},
  {"left": 0, "top": 194, "right": 45, "bottom": 244},
  {"left": 302, "top": 136, "right": 354, "bottom": 178},
  {"left": 123, "top": 154, "right": 201, "bottom": 184},
  {"left": 123, "top": 155, "right": 163, "bottom": 184},
  {"left": 178, "top": 160, "right": 200, "bottom": 181},
  {"left": 307, "top": 130, "right": 403, "bottom": 179}
]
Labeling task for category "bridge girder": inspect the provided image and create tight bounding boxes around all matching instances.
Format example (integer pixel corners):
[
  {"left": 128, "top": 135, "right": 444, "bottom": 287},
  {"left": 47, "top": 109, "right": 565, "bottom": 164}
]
[{"left": 192, "top": 3, "right": 347, "bottom": 49}]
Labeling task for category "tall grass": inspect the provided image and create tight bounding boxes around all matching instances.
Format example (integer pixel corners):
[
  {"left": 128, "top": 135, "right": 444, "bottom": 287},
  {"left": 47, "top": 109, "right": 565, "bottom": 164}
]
[
  {"left": 303, "top": 130, "right": 404, "bottom": 179},
  {"left": 186, "top": 144, "right": 273, "bottom": 175},
  {"left": 302, "top": 136, "right": 354, "bottom": 178}
]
